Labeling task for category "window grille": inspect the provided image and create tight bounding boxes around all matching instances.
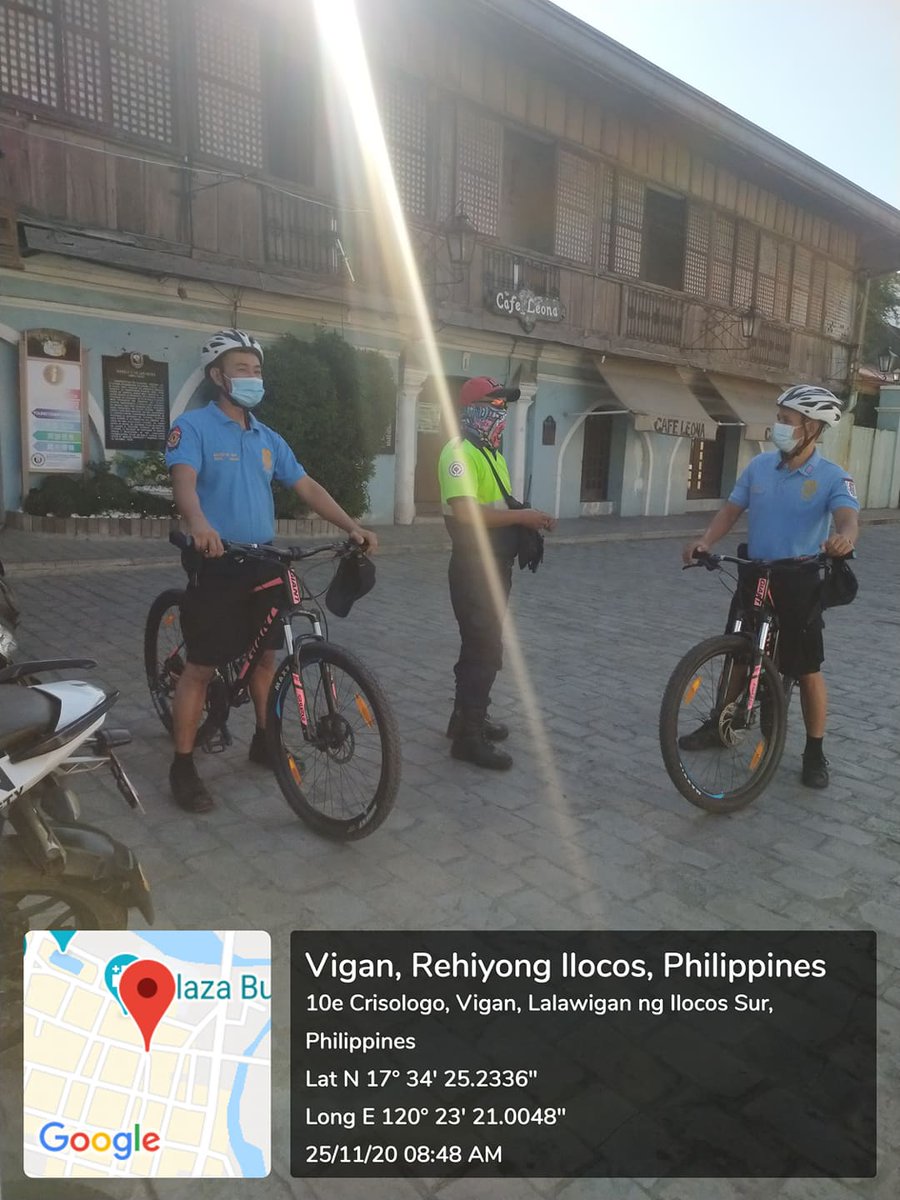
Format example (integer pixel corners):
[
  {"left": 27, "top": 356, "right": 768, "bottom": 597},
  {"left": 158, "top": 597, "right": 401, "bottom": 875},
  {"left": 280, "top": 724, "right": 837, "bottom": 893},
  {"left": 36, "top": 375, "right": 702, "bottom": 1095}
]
[
  {"left": 683, "top": 204, "right": 709, "bottom": 298},
  {"left": 380, "top": 75, "right": 429, "bottom": 220},
  {"left": 823, "top": 263, "right": 853, "bottom": 339},
  {"left": 708, "top": 213, "right": 734, "bottom": 306},
  {"left": 456, "top": 107, "right": 501, "bottom": 237},
  {"left": 790, "top": 245, "right": 811, "bottom": 327},
  {"left": 1, "top": 0, "right": 59, "bottom": 108},
  {"left": 194, "top": 1, "right": 263, "bottom": 169},
  {"left": 555, "top": 149, "right": 595, "bottom": 265},
  {"left": 612, "top": 172, "right": 643, "bottom": 278}
]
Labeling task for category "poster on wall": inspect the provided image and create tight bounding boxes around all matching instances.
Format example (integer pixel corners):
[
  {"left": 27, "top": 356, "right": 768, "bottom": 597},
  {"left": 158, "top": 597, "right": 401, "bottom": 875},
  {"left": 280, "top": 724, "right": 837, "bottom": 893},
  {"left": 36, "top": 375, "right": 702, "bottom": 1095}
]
[
  {"left": 102, "top": 352, "right": 170, "bottom": 450},
  {"left": 21, "top": 329, "right": 85, "bottom": 473}
]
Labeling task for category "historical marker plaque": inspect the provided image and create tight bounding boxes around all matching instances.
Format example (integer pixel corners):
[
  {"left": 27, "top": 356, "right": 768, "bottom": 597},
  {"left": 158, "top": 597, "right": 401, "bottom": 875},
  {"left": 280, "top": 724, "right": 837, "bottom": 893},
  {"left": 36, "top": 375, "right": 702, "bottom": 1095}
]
[{"left": 102, "top": 353, "right": 170, "bottom": 450}]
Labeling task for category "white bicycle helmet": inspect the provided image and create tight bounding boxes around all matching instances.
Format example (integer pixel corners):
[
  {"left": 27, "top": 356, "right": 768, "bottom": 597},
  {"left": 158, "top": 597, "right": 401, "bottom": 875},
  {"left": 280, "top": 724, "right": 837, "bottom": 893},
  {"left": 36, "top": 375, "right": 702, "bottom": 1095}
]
[
  {"left": 776, "top": 384, "right": 843, "bottom": 427},
  {"left": 200, "top": 329, "right": 263, "bottom": 374}
]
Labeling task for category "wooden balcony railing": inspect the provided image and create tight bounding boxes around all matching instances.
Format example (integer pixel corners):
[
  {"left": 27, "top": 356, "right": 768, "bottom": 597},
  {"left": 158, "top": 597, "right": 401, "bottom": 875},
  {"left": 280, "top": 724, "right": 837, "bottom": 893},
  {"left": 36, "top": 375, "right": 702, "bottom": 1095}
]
[
  {"left": 621, "top": 283, "right": 684, "bottom": 347},
  {"left": 482, "top": 248, "right": 561, "bottom": 299}
]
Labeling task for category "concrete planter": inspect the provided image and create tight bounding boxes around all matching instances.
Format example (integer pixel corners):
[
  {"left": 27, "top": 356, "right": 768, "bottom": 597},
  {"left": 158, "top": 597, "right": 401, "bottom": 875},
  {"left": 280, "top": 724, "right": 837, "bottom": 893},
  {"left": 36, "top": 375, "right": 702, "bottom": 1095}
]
[{"left": 5, "top": 511, "right": 346, "bottom": 539}]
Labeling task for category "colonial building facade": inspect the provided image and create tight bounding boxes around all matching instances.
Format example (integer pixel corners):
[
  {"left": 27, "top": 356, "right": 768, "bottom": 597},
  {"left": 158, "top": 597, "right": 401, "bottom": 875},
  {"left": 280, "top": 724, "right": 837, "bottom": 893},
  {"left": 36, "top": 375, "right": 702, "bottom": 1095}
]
[{"left": 1, "top": 0, "right": 899, "bottom": 520}]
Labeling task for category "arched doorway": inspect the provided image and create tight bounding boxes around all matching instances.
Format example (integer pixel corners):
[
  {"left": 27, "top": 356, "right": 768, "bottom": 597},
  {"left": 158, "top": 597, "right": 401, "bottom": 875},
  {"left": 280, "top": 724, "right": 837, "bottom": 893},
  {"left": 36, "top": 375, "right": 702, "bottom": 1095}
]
[{"left": 413, "top": 375, "right": 467, "bottom": 513}]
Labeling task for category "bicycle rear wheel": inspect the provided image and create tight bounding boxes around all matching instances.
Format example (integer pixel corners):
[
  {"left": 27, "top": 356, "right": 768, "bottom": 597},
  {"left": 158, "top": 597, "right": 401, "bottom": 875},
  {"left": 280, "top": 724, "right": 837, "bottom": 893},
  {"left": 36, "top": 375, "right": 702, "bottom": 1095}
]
[
  {"left": 659, "top": 634, "right": 787, "bottom": 813},
  {"left": 267, "top": 643, "right": 400, "bottom": 840},
  {"left": 144, "top": 589, "right": 187, "bottom": 733}
]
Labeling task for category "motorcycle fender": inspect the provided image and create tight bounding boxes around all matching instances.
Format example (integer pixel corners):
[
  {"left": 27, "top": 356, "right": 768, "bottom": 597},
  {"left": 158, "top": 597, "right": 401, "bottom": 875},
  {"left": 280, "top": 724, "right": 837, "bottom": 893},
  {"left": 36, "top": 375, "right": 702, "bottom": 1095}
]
[{"left": 47, "top": 822, "right": 155, "bottom": 924}]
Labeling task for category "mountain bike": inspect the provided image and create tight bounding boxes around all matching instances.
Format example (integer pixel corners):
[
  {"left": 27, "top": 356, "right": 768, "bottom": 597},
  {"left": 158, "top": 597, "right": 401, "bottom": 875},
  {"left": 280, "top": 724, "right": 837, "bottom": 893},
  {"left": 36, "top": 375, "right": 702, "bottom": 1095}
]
[
  {"left": 145, "top": 533, "right": 400, "bottom": 840},
  {"left": 659, "top": 549, "right": 844, "bottom": 813}
]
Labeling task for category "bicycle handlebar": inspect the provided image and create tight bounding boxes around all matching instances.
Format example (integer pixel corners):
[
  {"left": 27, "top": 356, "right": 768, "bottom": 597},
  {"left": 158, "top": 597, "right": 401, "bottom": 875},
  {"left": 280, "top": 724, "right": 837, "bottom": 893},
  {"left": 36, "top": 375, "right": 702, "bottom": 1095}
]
[
  {"left": 686, "top": 548, "right": 856, "bottom": 572},
  {"left": 169, "top": 531, "right": 360, "bottom": 562}
]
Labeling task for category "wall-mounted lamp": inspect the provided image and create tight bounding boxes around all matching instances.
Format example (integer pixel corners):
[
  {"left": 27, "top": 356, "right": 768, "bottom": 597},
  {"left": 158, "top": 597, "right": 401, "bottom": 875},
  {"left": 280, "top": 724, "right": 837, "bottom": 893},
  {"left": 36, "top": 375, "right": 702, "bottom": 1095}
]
[
  {"left": 877, "top": 348, "right": 897, "bottom": 375},
  {"left": 739, "top": 308, "right": 759, "bottom": 341}
]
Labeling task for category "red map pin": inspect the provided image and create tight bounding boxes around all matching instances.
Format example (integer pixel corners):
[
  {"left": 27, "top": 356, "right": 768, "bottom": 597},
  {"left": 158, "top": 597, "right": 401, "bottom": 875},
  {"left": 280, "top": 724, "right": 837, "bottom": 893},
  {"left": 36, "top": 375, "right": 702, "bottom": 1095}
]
[{"left": 118, "top": 960, "right": 176, "bottom": 1052}]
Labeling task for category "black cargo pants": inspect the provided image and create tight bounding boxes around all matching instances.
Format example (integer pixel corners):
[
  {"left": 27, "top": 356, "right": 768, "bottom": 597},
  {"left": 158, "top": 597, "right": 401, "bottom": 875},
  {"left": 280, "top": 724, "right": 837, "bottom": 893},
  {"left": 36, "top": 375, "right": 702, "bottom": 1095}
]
[{"left": 448, "top": 547, "right": 514, "bottom": 712}]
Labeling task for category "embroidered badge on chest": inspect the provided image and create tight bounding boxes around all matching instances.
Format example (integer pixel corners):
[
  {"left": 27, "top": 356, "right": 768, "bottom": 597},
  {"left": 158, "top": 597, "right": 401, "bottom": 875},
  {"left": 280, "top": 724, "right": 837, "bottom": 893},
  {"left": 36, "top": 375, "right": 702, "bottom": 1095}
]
[
  {"left": 801, "top": 478, "right": 818, "bottom": 500},
  {"left": 262, "top": 447, "right": 273, "bottom": 471}
]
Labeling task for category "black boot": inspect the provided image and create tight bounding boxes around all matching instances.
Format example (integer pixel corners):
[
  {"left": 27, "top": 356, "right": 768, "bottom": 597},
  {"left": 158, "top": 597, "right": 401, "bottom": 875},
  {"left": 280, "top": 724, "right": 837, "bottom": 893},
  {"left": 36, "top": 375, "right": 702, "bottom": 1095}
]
[
  {"left": 450, "top": 709, "right": 512, "bottom": 771},
  {"left": 446, "top": 707, "right": 509, "bottom": 742},
  {"left": 169, "top": 755, "right": 214, "bottom": 812}
]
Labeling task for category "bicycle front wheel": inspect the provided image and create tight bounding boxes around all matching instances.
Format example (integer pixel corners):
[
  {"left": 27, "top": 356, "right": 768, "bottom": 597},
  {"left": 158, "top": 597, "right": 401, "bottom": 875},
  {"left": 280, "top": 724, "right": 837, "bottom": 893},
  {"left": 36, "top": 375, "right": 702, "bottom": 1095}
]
[
  {"left": 267, "top": 643, "right": 400, "bottom": 840},
  {"left": 144, "top": 589, "right": 187, "bottom": 733},
  {"left": 659, "top": 634, "right": 787, "bottom": 813}
]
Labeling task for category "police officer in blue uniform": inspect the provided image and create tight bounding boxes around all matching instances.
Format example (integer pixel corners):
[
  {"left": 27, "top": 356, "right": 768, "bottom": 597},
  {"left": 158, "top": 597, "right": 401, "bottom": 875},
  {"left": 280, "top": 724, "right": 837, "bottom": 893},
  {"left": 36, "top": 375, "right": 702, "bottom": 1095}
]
[
  {"left": 683, "top": 384, "right": 859, "bottom": 789},
  {"left": 165, "top": 329, "right": 377, "bottom": 812}
]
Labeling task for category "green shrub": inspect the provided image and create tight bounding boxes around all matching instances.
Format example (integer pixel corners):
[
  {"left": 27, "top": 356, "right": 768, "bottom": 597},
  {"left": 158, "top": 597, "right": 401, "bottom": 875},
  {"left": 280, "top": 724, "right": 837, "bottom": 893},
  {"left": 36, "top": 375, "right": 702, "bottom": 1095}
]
[
  {"left": 114, "top": 451, "right": 169, "bottom": 487},
  {"left": 261, "top": 331, "right": 396, "bottom": 519},
  {"left": 23, "top": 462, "right": 176, "bottom": 518}
]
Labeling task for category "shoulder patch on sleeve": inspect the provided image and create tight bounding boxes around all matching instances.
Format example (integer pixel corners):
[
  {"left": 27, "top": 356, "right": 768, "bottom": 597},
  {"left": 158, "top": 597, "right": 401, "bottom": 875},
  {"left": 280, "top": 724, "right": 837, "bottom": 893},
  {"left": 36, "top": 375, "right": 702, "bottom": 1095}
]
[
  {"left": 843, "top": 478, "right": 857, "bottom": 500},
  {"left": 448, "top": 460, "right": 465, "bottom": 478},
  {"left": 166, "top": 426, "right": 182, "bottom": 450}
]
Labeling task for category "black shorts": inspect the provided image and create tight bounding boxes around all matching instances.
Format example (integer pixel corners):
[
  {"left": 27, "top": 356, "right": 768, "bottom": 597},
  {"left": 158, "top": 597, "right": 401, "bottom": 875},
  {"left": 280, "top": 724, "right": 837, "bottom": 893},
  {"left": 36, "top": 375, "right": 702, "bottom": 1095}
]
[
  {"left": 180, "top": 555, "right": 286, "bottom": 668},
  {"left": 727, "top": 565, "right": 824, "bottom": 679}
]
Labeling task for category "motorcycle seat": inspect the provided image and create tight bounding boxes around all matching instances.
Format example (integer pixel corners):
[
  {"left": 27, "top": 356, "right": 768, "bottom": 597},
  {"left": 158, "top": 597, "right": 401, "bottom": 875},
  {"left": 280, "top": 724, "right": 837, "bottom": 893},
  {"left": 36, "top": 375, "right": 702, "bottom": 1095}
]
[{"left": 0, "top": 686, "right": 61, "bottom": 756}]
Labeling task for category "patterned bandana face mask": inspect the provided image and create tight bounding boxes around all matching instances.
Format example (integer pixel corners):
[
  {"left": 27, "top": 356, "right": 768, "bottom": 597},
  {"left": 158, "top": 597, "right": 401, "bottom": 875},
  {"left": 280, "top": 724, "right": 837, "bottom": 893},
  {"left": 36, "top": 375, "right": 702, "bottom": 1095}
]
[{"left": 460, "top": 402, "right": 507, "bottom": 449}]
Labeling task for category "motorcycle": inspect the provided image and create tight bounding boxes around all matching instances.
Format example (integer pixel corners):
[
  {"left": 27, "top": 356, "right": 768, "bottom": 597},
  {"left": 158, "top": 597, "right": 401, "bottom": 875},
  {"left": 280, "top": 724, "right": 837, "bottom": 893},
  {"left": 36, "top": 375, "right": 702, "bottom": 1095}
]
[{"left": 0, "top": 559, "right": 154, "bottom": 1049}]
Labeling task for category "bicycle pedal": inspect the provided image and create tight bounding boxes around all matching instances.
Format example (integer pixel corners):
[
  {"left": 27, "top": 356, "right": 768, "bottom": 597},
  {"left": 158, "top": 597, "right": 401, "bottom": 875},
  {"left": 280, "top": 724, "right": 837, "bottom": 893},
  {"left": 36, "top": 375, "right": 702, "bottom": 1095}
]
[{"left": 199, "top": 725, "right": 232, "bottom": 754}]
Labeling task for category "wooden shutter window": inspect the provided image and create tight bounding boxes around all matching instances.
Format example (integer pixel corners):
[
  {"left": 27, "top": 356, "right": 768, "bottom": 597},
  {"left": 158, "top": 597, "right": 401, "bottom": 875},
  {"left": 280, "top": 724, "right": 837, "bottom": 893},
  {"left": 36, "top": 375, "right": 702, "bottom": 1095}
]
[
  {"left": 380, "top": 76, "right": 429, "bottom": 221},
  {"left": 612, "top": 172, "right": 643, "bottom": 278},
  {"left": 790, "top": 245, "right": 811, "bottom": 327},
  {"left": 807, "top": 255, "right": 826, "bottom": 332},
  {"left": 773, "top": 240, "right": 792, "bottom": 322},
  {"left": 61, "top": 0, "right": 105, "bottom": 123},
  {"left": 756, "top": 231, "right": 778, "bottom": 317},
  {"left": 108, "top": 0, "right": 173, "bottom": 144},
  {"left": 823, "top": 263, "right": 854, "bottom": 339},
  {"left": 194, "top": 1, "right": 264, "bottom": 170},
  {"left": 708, "top": 213, "right": 735, "bottom": 307},
  {"left": 596, "top": 160, "right": 614, "bottom": 272},
  {"left": 732, "top": 221, "right": 757, "bottom": 309},
  {"left": 0, "top": 0, "right": 58, "bottom": 109},
  {"left": 456, "top": 108, "right": 501, "bottom": 237},
  {"left": 555, "top": 149, "right": 595, "bottom": 265},
  {"left": 683, "top": 204, "right": 709, "bottom": 298}
]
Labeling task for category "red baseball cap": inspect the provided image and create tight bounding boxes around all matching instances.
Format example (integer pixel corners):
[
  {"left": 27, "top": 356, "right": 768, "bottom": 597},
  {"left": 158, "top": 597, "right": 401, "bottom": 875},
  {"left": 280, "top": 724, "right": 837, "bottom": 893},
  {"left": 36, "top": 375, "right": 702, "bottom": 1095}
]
[{"left": 458, "top": 376, "right": 521, "bottom": 408}]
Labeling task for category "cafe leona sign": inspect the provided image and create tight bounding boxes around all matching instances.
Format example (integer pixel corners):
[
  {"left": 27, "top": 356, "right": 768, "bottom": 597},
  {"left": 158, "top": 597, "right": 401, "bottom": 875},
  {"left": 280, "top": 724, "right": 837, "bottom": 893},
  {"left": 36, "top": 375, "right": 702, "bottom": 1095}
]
[{"left": 487, "top": 287, "right": 566, "bottom": 333}]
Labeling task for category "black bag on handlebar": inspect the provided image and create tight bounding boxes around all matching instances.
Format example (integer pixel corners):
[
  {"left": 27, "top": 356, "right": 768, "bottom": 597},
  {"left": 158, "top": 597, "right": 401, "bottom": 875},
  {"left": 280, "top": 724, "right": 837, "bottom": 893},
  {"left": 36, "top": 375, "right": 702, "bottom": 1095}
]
[
  {"left": 818, "top": 556, "right": 858, "bottom": 610},
  {"left": 325, "top": 551, "right": 375, "bottom": 617}
]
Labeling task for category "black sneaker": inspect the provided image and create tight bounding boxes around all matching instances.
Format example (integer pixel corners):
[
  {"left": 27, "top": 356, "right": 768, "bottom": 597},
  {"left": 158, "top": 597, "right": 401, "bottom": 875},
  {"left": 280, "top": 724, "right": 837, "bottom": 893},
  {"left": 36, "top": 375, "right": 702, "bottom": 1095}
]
[
  {"left": 801, "top": 753, "right": 829, "bottom": 789},
  {"left": 248, "top": 729, "right": 274, "bottom": 768},
  {"left": 446, "top": 709, "right": 509, "bottom": 742},
  {"left": 169, "top": 758, "right": 214, "bottom": 812},
  {"left": 677, "top": 717, "right": 721, "bottom": 751}
]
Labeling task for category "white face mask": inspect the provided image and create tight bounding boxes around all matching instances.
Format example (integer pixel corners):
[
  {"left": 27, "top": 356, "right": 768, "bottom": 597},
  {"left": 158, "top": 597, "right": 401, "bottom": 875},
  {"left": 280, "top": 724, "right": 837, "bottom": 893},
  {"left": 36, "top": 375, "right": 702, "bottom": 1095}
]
[{"left": 770, "top": 421, "right": 800, "bottom": 453}]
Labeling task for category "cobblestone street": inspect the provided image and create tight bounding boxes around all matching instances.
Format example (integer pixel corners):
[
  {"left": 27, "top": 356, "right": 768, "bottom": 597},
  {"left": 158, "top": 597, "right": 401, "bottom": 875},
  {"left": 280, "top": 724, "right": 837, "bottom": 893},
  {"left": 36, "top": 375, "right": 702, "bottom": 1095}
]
[{"left": 3, "top": 524, "right": 899, "bottom": 1200}]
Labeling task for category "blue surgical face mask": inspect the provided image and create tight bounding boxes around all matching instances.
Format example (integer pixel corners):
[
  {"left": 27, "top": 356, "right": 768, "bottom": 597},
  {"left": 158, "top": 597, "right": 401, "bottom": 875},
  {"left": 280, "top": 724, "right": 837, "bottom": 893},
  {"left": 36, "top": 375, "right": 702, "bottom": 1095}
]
[
  {"left": 770, "top": 421, "right": 799, "bottom": 453},
  {"left": 227, "top": 376, "right": 264, "bottom": 409}
]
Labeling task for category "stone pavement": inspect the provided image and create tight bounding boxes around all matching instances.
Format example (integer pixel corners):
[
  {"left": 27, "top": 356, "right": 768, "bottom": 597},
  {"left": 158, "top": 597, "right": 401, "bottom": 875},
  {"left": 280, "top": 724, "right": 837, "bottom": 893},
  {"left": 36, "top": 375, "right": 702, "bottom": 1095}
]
[{"left": 1, "top": 522, "right": 899, "bottom": 1200}]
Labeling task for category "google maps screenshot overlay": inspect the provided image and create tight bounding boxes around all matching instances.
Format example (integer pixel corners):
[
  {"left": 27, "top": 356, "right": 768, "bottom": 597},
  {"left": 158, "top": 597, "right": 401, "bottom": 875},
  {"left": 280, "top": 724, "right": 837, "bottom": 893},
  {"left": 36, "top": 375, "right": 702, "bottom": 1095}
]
[{"left": 23, "top": 930, "right": 271, "bottom": 1180}]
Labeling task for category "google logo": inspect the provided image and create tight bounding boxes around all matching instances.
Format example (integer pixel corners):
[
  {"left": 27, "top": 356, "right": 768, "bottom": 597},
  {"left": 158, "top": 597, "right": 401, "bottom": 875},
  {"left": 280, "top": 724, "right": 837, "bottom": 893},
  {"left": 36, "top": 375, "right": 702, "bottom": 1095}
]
[{"left": 38, "top": 1121, "right": 160, "bottom": 1160}]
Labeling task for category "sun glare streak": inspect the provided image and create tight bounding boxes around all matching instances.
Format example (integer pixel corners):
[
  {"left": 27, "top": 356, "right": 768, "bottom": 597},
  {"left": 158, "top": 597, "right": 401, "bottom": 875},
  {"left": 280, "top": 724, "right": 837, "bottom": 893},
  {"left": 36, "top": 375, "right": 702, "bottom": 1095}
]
[{"left": 312, "top": 0, "right": 590, "bottom": 871}]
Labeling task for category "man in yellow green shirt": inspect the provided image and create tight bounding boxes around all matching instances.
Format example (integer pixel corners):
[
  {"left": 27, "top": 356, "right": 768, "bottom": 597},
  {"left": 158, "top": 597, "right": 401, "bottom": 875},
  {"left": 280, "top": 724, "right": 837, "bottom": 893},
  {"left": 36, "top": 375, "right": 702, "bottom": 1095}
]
[{"left": 438, "top": 376, "right": 556, "bottom": 770}]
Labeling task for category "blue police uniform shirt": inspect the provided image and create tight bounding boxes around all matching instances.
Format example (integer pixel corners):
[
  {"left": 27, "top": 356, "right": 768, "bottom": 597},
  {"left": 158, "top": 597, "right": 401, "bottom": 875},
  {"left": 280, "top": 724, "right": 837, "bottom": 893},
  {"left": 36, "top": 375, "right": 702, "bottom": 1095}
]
[
  {"left": 165, "top": 402, "right": 305, "bottom": 543},
  {"left": 728, "top": 449, "right": 859, "bottom": 559}
]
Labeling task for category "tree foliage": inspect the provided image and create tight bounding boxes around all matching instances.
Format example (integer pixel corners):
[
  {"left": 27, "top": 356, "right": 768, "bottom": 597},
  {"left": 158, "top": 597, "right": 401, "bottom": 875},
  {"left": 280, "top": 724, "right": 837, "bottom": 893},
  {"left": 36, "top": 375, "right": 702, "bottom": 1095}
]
[
  {"left": 862, "top": 271, "right": 900, "bottom": 364},
  {"left": 259, "top": 332, "right": 396, "bottom": 519}
]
